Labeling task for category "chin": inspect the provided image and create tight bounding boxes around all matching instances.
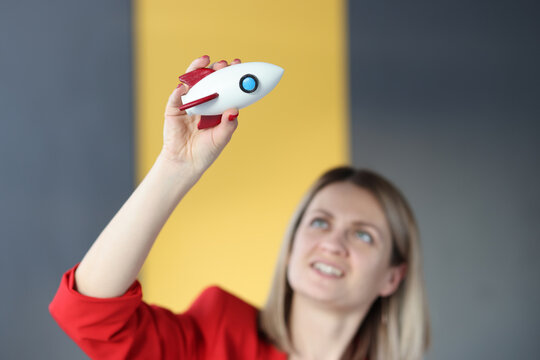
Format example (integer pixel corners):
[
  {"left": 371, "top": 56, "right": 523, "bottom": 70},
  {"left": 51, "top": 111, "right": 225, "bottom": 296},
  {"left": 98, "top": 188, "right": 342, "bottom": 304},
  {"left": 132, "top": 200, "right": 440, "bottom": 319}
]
[
  {"left": 289, "top": 275, "right": 371, "bottom": 313},
  {"left": 290, "top": 278, "right": 346, "bottom": 306},
  {"left": 288, "top": 266, "right": 352, "bottom": 306}
]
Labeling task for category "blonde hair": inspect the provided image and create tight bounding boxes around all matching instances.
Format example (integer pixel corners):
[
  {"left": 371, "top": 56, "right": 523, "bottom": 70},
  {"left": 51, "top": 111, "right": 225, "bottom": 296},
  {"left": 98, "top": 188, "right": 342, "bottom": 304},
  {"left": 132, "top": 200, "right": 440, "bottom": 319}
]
[{"left": 259, "top": 167, "right": 430, "bottom": 360}]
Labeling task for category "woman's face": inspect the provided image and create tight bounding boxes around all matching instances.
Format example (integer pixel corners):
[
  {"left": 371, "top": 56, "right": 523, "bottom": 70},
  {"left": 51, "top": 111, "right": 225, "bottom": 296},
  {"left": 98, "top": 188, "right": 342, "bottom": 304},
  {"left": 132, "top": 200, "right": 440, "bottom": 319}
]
[{"left": 287, "top": 181, "right": 405, "bottom": 311}]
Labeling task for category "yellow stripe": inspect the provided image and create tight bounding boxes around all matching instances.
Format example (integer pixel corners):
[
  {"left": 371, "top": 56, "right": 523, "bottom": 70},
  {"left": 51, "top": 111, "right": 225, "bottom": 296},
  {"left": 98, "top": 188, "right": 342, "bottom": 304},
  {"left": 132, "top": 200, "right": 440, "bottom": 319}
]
[{"left": 134, "top": 0, "right": 349, "bottom": 311}]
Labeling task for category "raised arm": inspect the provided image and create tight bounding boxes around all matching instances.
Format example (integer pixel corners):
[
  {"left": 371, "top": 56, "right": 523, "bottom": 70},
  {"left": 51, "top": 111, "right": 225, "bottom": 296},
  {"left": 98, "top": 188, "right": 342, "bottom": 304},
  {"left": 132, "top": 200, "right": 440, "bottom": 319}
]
[{"left": 74, "top": 56, "right": 240, "bottom": 298}]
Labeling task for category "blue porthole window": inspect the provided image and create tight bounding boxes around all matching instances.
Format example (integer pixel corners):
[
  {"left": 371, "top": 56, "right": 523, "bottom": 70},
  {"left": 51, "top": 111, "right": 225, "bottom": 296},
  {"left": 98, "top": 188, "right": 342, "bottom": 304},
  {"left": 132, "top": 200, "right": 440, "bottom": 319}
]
[{"left": 239, "top": 74, "right": 258, "bottom": 93}]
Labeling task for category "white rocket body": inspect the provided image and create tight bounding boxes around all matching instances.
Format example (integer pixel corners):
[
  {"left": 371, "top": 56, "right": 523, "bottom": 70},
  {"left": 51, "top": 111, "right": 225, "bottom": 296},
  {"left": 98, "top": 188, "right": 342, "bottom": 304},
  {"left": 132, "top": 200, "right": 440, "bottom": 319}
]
[{"left": 181, "top": 62, "right": 284, "bottom": 116}]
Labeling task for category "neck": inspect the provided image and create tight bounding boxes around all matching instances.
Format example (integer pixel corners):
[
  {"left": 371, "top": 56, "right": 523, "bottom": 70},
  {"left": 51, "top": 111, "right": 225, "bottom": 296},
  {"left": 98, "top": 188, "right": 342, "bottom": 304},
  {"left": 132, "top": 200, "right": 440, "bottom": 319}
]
[{"left": 288, "top": 293, "right": 370, "bottom": 360}]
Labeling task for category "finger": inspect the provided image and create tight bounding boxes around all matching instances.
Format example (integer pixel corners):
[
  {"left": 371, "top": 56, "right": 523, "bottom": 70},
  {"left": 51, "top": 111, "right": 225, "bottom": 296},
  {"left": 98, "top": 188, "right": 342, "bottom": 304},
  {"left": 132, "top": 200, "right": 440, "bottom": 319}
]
[
  {"left": 230, "top": 58, "right": 241, "bottom": 65},
  {"left": 212, "top": 60, "right": 228, "bottom": 71},
  {"left": 165, "top": 84, "right": 189, "bottom": 115},
  {"left": 185, "top": 55, "right": 211, "bottom": 73},
  {"left": 223, "top": 108, "right": 239, "bottom": 123},
  {"left": 212, "top": 108, "right": 239, "bottom": 146}
]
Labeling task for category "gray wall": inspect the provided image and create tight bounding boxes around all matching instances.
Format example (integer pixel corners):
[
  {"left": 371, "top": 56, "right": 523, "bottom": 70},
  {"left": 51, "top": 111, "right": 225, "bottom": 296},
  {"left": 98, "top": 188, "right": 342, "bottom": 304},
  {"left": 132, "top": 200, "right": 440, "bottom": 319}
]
[
  {"left": 0, "top": 1, "right": 133, "bottom": 359},
  {"left": 349, "top": 0, "right": 540, "bottom": 358}
]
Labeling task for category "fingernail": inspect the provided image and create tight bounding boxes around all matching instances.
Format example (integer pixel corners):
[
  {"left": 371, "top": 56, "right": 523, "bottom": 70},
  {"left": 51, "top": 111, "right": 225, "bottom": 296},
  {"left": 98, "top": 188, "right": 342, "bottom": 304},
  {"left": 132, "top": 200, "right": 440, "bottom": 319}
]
[
  {"left": 228, "top": 114, "right": 238, "bottom": 121},
  {"left": 176, "top": 84, "right": 186, "bottom": 93},
  {"left": 201, "top": 55, "right": 209, "bottom": 59},
  {"left": 233, "top": 58, "right": 240, "bottom": 62}
]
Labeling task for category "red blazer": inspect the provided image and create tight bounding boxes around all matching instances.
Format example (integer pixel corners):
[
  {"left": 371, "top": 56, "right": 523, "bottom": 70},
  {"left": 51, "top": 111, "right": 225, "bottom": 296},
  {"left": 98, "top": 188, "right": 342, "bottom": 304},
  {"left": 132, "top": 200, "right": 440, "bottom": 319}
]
[{"left": 49, "top": 266, "right": 287, "bottom": 360}]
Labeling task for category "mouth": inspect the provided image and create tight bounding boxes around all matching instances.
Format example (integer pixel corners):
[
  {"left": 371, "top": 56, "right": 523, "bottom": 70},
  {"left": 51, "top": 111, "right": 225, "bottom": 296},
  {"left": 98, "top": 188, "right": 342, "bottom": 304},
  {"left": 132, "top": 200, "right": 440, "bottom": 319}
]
[{"left": 310, "top": 261, "right": 345, "bottom": 278}]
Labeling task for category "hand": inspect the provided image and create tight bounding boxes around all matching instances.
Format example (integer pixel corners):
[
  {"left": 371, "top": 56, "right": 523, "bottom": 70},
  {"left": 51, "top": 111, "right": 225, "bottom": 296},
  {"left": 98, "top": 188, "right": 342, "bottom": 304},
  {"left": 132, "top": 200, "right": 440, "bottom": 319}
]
[{"left": 160, "top": 56, "right": 241, "bottom": 174}]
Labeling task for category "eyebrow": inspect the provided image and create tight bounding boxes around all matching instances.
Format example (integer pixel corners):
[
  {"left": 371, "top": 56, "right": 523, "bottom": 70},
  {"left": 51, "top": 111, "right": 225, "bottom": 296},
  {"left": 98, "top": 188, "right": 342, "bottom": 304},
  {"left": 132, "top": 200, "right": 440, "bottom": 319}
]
[{"left": 310, "top": 208, "right": 386, "bottom": 240}]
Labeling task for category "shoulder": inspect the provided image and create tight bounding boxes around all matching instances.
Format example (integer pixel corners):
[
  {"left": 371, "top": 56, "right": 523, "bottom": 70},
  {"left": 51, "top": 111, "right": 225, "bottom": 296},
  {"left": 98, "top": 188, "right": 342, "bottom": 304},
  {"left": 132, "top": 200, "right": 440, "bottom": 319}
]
[
  {"left": 186, "top": 285, "right": 258, "bottom": 323},
  {"left": 183, "top": 286, "right": 260, "bottom": 355},
  {"left": 197, "top": 286, "right": 256, "bottom": 308},
  {"left": 173, "top": 286, "right": 288, "bottom": 359}
]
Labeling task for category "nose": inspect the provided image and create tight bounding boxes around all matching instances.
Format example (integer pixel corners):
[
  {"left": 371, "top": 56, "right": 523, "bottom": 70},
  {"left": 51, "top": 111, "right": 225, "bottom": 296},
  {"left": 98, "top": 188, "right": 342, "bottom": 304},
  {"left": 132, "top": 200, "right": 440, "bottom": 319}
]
[{"left": 319, "top": 230, "right": 348, "bottom": 256}]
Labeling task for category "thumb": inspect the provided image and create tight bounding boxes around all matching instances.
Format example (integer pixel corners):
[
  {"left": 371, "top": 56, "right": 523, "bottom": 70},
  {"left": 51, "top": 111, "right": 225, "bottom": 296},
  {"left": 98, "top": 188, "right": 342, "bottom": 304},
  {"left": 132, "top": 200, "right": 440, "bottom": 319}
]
[{"left": 212, "top": 108, "right": 239, "bottom": 148}]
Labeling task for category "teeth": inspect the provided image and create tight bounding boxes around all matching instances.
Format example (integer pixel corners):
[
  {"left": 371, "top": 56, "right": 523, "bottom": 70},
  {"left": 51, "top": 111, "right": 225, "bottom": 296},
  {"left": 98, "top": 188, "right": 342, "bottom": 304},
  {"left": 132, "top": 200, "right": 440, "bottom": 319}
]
[{"left": 312, "top": 262, "right": 343, "bottom": 277}]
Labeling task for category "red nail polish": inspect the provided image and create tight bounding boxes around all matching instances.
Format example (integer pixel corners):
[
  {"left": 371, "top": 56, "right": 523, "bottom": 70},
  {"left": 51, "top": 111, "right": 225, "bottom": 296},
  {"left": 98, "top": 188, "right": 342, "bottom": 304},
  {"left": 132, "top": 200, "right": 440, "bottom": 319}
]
[
  {"left": 233, "top": 59, "right": 240, "bottom": 62},
  {"left": 202, "top": 55, "right": 209, "bottom": 58},
  {"left": 228, "top": 114, "right": 238, "bottom": 121},
  {"left": 176, "top": 83, "right": 182, "bottom": 88}
]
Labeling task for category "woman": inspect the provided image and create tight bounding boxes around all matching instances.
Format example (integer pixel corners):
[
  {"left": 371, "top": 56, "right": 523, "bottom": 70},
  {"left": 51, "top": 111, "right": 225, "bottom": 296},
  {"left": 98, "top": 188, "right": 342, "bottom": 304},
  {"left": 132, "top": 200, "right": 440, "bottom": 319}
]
[{"left": 50, "top": 56, "right": 430, "bottom": 360}]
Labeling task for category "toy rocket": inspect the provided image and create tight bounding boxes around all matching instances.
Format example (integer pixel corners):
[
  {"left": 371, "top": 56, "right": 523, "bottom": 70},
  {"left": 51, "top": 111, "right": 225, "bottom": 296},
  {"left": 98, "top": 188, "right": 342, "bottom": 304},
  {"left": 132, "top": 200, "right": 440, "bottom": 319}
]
[{"left": 178, "top": 62, "right": 284, "bottom": 129}]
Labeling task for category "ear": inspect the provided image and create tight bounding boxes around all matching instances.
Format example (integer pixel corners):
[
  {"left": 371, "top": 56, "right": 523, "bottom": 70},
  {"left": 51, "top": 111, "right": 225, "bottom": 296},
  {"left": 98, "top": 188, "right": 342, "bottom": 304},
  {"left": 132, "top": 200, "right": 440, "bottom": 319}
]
[{"left": 379, "top": 263, "right": 407, "bottom": 297}]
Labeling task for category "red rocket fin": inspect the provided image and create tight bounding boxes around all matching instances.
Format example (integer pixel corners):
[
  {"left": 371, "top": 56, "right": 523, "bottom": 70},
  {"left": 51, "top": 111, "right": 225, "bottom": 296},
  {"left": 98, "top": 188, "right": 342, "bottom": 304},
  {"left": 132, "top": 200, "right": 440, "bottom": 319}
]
[
  {"left": 178, "top": 68, "right": 215, "bottom": 87},
  {"left": 177, "top": 67, "right": 221, "bottom": 130},
  {"left": 198, "top": 115, "right": 222, "bottom": 130}
]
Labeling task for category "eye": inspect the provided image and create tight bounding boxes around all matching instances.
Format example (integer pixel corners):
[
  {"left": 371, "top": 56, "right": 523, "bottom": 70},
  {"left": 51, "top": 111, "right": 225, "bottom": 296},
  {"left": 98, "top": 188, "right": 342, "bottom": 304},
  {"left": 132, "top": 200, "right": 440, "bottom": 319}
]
[
  {"left": 310, "top": 218, "right": 329, "bottom": 229},
  {"left": 354, "top": 230, "right": 373, "bottom": 244},
  {"left": 239, "top": 74, "right": 259, "bottom": 93}
]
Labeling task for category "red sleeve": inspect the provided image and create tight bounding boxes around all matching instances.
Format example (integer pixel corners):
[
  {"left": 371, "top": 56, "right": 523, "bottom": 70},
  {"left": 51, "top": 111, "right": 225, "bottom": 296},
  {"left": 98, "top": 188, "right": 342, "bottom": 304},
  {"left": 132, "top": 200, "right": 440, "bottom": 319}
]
[
  {"left": 48, "top": 266, "right": 202, "bottom": 359},
  {"left": 49, "top": 266, "right": 285, "bottom": 359}
]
